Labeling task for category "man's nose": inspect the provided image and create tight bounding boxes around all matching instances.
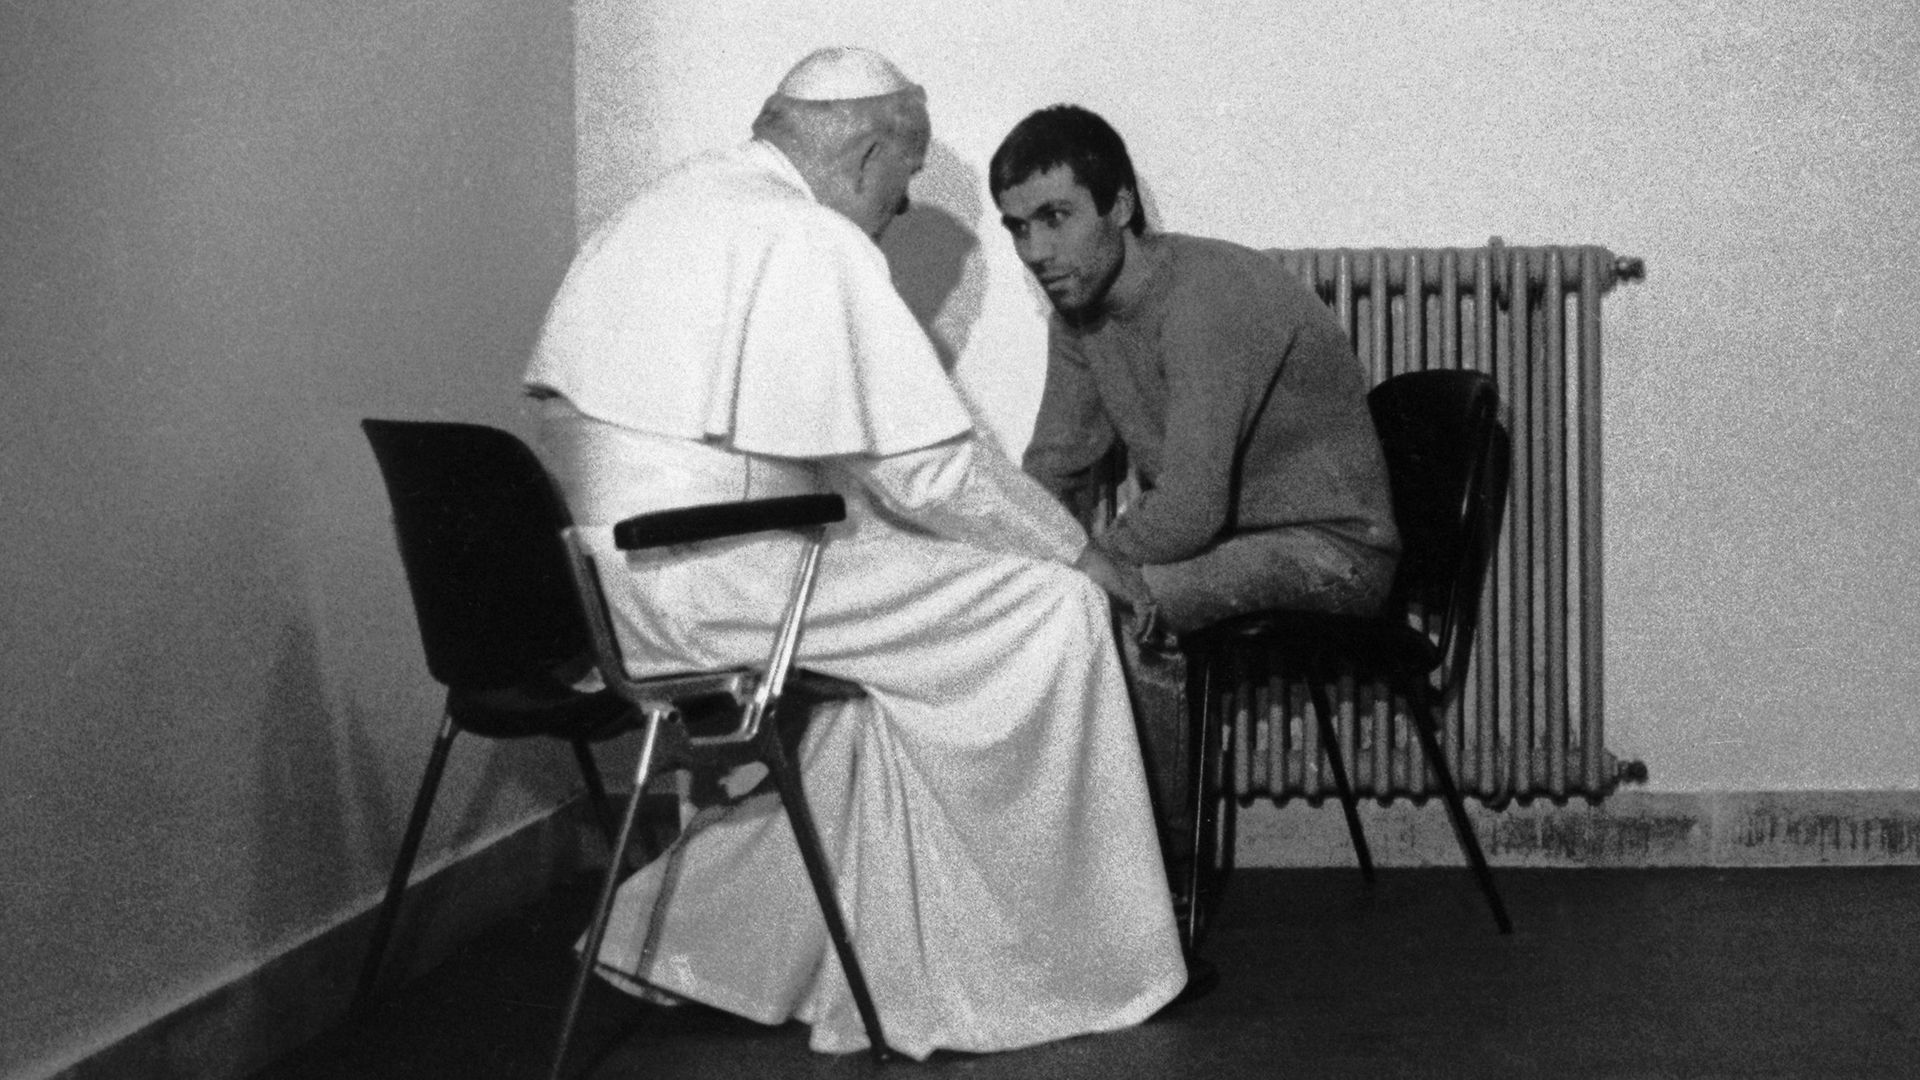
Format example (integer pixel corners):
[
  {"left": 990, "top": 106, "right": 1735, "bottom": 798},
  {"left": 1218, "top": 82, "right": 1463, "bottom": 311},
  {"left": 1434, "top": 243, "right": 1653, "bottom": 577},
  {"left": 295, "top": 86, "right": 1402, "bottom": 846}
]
[{"left": 1018, "top": 230, "right": 1052, "bottom": 267}]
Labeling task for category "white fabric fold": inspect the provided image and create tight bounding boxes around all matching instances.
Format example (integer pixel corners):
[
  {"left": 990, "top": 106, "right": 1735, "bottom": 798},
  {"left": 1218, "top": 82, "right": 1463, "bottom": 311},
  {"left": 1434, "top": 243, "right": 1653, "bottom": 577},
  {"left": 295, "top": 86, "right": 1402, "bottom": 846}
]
[
  {"left": 567, "top": 517, "right": 1185, "bottom": 1058},
  {"left": 536, "top": 411, "right": 1185, "bottom": 1058}
]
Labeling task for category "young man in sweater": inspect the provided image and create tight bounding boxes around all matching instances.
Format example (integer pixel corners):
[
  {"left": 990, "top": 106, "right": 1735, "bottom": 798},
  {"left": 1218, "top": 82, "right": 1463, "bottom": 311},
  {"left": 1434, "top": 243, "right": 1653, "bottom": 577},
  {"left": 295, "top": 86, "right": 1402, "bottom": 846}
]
[{"left": 990, "top": 104, "right": 1400, "bottom": 893}]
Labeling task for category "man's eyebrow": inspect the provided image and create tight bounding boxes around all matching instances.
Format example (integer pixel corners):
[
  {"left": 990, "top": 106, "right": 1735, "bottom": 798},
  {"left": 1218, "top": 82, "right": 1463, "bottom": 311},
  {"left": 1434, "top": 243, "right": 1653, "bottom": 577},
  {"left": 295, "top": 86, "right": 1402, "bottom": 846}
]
[{"left": 1000, "top": 200, "right": 1069, "bottom": 227}]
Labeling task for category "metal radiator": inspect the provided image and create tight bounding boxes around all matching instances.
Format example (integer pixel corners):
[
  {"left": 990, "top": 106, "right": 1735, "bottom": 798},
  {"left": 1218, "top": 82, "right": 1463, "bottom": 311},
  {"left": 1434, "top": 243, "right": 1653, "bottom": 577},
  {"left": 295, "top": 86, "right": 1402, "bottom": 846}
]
[{"left": 1231, "top": 239, "right": 1648, "bottom": 805}]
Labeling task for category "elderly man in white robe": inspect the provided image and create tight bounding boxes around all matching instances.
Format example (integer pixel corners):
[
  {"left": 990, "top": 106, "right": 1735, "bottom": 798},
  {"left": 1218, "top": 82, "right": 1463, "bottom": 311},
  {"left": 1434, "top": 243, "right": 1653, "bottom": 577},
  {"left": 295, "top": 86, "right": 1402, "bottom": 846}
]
[{"left": 522, "top": 47, "right": 1191, "bottom": 1058}]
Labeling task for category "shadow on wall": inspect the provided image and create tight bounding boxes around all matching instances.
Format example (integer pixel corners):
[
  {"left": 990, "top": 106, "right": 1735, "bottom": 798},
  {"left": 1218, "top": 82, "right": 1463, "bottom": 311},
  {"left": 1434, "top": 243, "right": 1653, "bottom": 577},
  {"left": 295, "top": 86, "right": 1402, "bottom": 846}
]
[
  {"left": 882, "top": 138, "right": 984, "bottom": 371},
  {"left": 253, "top": 617, "right": 361, "bottom": 934},
  {"left": 241, "top": 447, "right": 374, "bottom": 949}
]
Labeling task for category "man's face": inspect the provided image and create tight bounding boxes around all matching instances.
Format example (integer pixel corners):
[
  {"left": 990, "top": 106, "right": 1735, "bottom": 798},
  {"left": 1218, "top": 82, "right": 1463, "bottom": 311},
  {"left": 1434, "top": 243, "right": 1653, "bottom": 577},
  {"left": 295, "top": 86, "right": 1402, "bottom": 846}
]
[
  {"left": 995, "top": 166, "right": 1130, "bottom": 317},
  {"left": 859, "top": 113, "right": 929, "bottom": 241}
]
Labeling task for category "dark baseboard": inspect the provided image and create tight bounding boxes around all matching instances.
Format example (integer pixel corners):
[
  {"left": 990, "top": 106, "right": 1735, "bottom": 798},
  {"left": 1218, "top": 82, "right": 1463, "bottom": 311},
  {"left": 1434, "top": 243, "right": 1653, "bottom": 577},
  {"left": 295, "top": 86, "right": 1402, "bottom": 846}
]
[
  {"left": 1238, "top": 789, "right": 1920, "bottom": 867},
  {"left": 51, "top": 802, "right": 605, "bottom": 1080}
]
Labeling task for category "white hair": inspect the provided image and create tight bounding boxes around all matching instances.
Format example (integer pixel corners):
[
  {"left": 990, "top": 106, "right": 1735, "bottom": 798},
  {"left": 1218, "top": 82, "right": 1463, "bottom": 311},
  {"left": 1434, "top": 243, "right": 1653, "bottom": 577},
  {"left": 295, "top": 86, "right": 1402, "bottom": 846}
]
[
  {"left": 775, "top": 46, "right": 917, "bottom": 101},
  {"left": 751, "top": 87, "right": 928, "bottom": 171}
]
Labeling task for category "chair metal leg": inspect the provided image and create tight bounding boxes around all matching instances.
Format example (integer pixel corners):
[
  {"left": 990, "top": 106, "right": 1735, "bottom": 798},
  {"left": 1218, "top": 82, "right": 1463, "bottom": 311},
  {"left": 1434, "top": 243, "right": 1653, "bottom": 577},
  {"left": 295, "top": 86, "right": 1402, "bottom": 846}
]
[
  {"left": 1404, "top": 688, "right": 1512, "bottom": 934},
  {"left": 1182, "top": 652, "right": 1220, "bottom": 954},
  {"left": 1217, "top": 696, "right": 1240, "bottom": 887},
  {"left": 1306, "top": 681, "right": 1375, "bottom": 883},
  {"left": 761, "top": 716, "right": 894, "bottom": 1062},
  {"left": 354, "top": 711, "right": 459, "bottom": 1015},
  {"left": 549, "top": 713, "right": 665, "bottom": 1080}
]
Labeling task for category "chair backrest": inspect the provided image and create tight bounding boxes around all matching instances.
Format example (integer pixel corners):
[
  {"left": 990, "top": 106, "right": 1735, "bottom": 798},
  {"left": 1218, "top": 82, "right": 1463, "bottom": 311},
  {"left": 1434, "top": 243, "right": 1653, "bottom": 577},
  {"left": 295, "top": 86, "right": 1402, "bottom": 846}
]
[
  {"left": 1368, "top": 370, "right": 1512, "bottom": 704},
  {"left": 361, "top": 419, "right": 589, "bottom": 691}
]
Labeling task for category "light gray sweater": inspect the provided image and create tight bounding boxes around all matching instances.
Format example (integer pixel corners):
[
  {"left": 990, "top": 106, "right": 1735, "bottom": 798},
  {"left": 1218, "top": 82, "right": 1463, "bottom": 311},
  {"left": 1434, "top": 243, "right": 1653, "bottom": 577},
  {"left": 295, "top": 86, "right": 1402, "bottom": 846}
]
[{"left": 1023, "top": 232, "right": 1399, "bottom": 567}]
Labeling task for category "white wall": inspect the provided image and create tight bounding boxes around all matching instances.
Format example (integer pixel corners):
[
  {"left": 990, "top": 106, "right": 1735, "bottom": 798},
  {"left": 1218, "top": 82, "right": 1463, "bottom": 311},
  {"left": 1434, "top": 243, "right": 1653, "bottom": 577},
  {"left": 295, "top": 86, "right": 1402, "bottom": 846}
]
[
  {"left": 0, "top": 2, "right": 576, "bottom": 1075},
  {"left": 578, "top": 0, "right": 1920, "bottom": 792},
  {"left": 4, "top": 2, "right": 1911, "bottom": 1073}
]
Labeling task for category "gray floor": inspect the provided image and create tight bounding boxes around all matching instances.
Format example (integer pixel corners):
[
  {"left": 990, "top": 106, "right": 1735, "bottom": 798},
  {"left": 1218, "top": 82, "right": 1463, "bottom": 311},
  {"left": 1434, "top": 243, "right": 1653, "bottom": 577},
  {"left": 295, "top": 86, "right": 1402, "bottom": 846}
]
[{"left": 253, "top": 866, "right": 1920, "bottom": 1079}]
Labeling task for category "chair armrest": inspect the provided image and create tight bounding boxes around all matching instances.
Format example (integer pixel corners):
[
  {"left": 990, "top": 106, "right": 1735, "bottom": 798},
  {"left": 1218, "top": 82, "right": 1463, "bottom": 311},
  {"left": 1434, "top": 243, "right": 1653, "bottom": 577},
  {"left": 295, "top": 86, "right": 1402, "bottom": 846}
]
[{"left": 613, "top": 494, "right": 847, "bottom": 551}]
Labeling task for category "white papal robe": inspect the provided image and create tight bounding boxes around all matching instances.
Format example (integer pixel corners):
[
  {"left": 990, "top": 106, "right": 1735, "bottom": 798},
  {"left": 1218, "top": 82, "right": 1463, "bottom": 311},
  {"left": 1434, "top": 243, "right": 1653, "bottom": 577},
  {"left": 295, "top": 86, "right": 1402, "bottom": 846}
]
[{"left": 523, "top": 139, "right": 1185, "bottom": 1058}]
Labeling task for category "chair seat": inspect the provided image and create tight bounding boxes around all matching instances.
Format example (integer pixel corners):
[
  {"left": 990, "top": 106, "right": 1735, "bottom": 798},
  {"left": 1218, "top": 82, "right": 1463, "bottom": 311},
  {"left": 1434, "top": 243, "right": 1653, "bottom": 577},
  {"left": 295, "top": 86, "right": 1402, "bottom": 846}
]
[
  {"left": 448, "top": 678, "right": 640, "bottom": 741},
  {"left": 452, "top": 668, "right": 863, "bottom": 744},
  {"left": 1184, "top": 607, "right": 1440, "bottom": 687},
  {"left": 619, "top": 666, "right": 867, "bottom": 742}
]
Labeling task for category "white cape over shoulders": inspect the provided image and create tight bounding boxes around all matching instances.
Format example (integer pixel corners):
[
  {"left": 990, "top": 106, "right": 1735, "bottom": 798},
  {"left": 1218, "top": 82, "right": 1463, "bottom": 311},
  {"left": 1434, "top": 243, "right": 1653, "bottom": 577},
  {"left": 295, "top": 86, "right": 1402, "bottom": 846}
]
[{"left": 525, "top": 140, "right": 973, "bottom": 459}]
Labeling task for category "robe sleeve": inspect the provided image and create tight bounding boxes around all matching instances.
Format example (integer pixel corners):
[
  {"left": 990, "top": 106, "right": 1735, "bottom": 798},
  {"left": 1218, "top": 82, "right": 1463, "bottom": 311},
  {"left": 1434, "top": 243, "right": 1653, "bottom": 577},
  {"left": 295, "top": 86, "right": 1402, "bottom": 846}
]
[
  {"left": 831, "top": 436, "right": 1088, "bottom": 565},
  {"left": 1021, "top": 324, "right": 1119, "bottom": 517},
  {"left": 1096, "top": 304, "right": 1277, "bottom": 566}
]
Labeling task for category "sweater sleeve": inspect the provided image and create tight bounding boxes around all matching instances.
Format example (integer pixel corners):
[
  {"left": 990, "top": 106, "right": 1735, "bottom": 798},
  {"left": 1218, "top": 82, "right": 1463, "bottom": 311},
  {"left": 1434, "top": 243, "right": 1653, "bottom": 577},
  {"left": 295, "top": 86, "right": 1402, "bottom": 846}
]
[
  {"left": 1097, "top": 307, "right": 1282, "bottom": 566},
  {"left": 1020, "top": 323, "right": 1118, "bottom": 512}
]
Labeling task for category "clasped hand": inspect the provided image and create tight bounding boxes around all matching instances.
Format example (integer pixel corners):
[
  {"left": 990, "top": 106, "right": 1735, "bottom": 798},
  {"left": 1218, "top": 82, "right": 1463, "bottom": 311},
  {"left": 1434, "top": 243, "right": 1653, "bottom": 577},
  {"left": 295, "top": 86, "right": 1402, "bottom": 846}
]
[{"left": 1074, "top": 546, "right": 1173, "bottom": 649}]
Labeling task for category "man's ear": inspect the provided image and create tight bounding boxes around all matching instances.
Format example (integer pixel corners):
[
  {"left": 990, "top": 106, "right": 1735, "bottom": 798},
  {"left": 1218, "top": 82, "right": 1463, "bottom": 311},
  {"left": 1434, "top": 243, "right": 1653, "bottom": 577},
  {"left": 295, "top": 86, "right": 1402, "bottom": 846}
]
[
  {"left": 1109, "top": 183, "right": 1137, "bottom": 227},
  {"left": 852, "top": 138, "right": 883, "bottom": 193}
]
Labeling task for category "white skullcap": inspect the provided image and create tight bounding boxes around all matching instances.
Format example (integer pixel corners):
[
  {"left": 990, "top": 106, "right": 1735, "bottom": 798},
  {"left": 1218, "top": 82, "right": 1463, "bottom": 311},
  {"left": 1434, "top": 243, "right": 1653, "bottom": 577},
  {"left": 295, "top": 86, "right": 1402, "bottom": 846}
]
[{"left": 775, "top": 46, "right": 919, "bottom": 101}]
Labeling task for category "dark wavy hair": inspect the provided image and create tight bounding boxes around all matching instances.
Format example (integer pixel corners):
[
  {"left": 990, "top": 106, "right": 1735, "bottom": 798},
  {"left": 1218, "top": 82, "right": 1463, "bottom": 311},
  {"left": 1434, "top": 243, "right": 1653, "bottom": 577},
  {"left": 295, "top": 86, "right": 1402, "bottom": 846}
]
[{"left": 989, "top": 104, "right": 1146, "bottom": 235}]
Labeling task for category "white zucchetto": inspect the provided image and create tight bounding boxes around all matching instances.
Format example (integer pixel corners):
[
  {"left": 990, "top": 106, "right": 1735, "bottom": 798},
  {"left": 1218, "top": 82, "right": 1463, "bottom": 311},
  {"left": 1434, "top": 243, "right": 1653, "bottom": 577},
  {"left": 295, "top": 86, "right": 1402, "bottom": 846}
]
[{"left": 774, "top": 46, "right": 919, "bottom": 101}]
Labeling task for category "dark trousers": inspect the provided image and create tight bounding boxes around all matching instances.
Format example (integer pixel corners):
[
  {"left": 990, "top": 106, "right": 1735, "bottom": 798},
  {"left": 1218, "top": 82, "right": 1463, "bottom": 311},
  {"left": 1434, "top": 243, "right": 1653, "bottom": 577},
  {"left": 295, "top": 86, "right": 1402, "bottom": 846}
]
[{"left": 1117, "top": 629, "right": 1192, "bottom": 882}]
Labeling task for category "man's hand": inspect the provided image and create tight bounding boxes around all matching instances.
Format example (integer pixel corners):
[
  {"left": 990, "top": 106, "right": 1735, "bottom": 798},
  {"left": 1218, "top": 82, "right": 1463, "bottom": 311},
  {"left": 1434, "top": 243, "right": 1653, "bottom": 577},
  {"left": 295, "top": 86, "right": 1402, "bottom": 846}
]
[{"left": 1074, "top": 545, "right": 1152, "bottom": 612}]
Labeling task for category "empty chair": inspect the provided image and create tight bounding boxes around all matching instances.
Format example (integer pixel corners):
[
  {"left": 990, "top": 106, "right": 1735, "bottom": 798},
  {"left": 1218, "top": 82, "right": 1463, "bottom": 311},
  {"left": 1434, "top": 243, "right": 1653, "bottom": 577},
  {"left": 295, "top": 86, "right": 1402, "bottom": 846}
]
[
  {"left": 1178, "top": 368, "right": 1515, "bottom": 949},
  {"left": 355, "top": 419, "right": 642, "bottom": 1012}
]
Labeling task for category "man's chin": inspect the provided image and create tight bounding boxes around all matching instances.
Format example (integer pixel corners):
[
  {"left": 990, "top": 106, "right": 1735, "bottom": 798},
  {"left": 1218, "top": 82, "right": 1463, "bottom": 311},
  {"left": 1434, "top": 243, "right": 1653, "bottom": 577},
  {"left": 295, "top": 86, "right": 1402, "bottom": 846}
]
[{"left": 1046, "top": 291, "right": 1092, "bottom": 319}]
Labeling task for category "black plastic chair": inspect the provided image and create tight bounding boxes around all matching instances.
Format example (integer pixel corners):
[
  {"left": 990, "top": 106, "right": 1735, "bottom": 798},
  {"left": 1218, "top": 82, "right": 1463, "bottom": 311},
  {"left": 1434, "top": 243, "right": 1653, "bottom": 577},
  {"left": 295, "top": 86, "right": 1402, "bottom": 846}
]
[
  {"left": 354, "top": 419, "right": 642, "bottom": 1012},
  {"left": 1179, "top": 369, "right": 1515, "bottom": 950},
  {"left": 549, "top": 495, "right": 892, "bottom": 1078}
]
